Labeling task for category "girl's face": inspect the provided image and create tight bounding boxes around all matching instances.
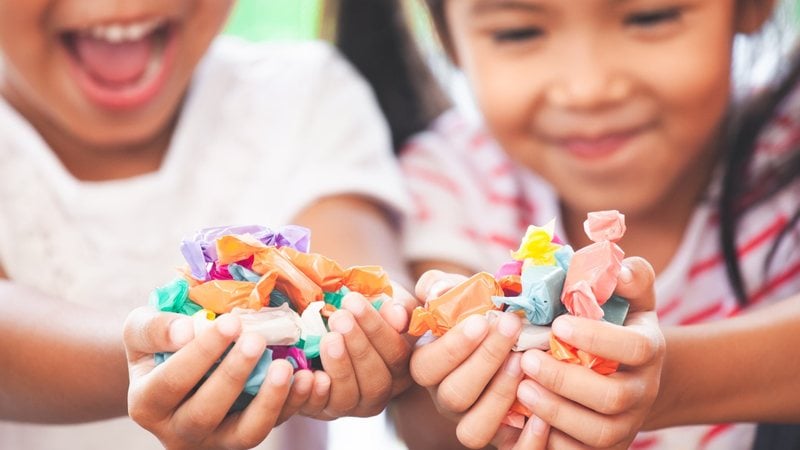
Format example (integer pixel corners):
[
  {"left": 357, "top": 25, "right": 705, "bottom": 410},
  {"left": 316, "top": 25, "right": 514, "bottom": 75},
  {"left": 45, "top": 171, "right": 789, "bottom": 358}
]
[
  {"left": 444, "top": 0, "right": 771, "bottom": 218},
  {"left": 0, "top": 0, "right": 233, "bottom": 150}
]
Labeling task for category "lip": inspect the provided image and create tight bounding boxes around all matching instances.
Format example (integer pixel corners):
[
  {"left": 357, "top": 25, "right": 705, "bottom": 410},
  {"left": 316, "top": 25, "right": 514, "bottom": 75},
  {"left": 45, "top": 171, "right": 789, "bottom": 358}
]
[
  {"left": 545, "top": 124, "right": 651, "bottom": 161},
  {"left": 60, "top": 22, "right": 178, "bottom": 111}
]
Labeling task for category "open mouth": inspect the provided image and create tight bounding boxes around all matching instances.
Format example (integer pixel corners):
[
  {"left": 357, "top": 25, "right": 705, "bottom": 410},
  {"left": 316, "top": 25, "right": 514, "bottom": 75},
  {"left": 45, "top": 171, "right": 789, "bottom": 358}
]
[{"left": 61, "top": 18, "right": 177, "bottom": 110}]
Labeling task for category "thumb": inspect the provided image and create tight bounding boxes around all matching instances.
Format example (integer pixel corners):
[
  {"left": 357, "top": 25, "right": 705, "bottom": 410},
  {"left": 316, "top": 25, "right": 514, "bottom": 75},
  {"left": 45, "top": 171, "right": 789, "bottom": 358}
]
[
  {"left": 614, "top": 256, "right": 656, "bottom": 313},
  {"left": 123, "top": 305, "right": 194, "bottom": 363}
]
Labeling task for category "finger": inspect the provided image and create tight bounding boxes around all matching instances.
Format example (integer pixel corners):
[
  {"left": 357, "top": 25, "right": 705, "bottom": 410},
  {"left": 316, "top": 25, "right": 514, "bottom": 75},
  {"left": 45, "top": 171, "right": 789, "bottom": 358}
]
[
  {"left": 410, "top": 314, "right": 489, "bottom": 387},
  {"left": 276, "top": 369, "right": 315, "bottom": 425},
  {"left": 124, "top": 306, "right": 194, "bottom": 363},
  {"left": 328, "top": 307, "right": 393, "bottom": 414},
  {"left": 299, "top": 371, "right": 331, "bottom": 418},
  {"left": 217, "top": 359, "right": 294, "bottom": 449},
  {"left": 319, "top": 332, "right": 360, "bottom": 417},
  {"left": 172, "top": 331, "right": 267, "bottom": 437},
  {"left": 415, "top": 270, "right": 469, "bottom": 302},
  {"left": 437, "top": 313, "right": 521, "bottom": 413},
  {"left": 517, "top": 379, "right": 633, "bottom": 448},
  {"left": 551, "top": 314, "right": 663, "bottom": 366},
  {"left": 131, "top": 314, "right": 241, "bottom": 418},
  {"left": 492, "top": 425, "right": 522, "bottom": 450},
  {"left": 457, "top": 353, "right": 524, "bottom": 449},
  {"left": 511, "top": 416, "right": 550, "bottom": 450},
  {"left": 381, "top": 281, "right": 422, "bottom": 332},
  {"left": 615, "top": 257, "right": 656, "bottom": 313},
  {"left": 521, "top": 350, "right": 642, "bottom": 415},
  {"left": 343, "top": 293, "right": 411, "bottom": 391}
]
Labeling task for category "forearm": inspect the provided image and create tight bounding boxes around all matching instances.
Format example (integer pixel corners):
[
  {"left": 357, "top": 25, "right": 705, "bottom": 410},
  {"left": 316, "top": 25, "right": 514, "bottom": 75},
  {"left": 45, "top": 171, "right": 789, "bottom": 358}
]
[
  {"left": 646, "top": 297, "right": 800, "bottom": 428},
  {"left": 0, "top": 280, "right": 129, "bottom": 423},
  {"left": 292, "top": 194, "right": 412, "bottom": 288}
]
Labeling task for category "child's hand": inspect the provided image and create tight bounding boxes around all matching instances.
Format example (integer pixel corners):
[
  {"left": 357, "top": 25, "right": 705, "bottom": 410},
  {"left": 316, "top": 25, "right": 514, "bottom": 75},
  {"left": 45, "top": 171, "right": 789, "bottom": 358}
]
[
  {"left": 408, "top": 270, "right": 524, "bottom": 448},
  {"left": 513, "top": 257, "right": 665, "bottom": 449},
  {"left": 123, "top": 307, "right": 310, "bottom": 450},
  {"left": 302, "top": 284, "right": 418, "bottom": 419}
]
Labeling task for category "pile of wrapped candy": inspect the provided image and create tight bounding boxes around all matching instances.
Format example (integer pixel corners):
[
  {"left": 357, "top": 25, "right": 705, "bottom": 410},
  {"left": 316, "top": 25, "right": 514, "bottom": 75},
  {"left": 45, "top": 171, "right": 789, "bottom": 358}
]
[
  {"left": 150, "top": 225, "right": 393, "bottom": 407},
  {"left": 408, "top": 210, "right": 631, "bottom": 427}
]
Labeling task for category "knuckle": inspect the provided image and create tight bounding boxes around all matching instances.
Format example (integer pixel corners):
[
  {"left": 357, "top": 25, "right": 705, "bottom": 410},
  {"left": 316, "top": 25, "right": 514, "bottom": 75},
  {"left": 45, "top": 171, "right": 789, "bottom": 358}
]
[
  {"left": 235, "top": 429, "right": 268, "bottom": 450},
  {"left": 361, "top": 374, "right": 393, "bottom": 405},
  {"left": 592, "top": 420, "right": 627, "bottom": 448},
  {"left": 182, "top": 406, "right": 216, "bottom": 433},
  {"left": 384, "top": 341, "right": 411, "bottom": 375},
  {"left": 601, "top": 381, "right": 632, "bottom": 414},
  {"left": 347, "top": 340, "right": 374, "bottom": 362},
  {"left": 437, "top": 381, "right": 473, "bottom": 413},
  {"left": 545, "top": 361, "right": 567, "bottom": 394},
  {"left": 629, "top": 333, "right": 659, "bottom": 366},
  {"left": 217, "top": 360, "right": 249, "bottom": 386},
  {"left": 475, "top": 340, "right": 506, "bottom": 369},
  {"left": 409, "top": 356, "right": 435, "bottom": 387}
]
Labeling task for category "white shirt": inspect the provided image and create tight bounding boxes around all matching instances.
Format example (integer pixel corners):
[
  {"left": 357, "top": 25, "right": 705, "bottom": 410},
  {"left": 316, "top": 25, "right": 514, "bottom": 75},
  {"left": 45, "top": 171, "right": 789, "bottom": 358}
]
[
  {"left": 401, "top": 105, "right": 800, "bottom": 450},
  {"left": 0, "top": 36, "right": 408, "bottom": 450}
]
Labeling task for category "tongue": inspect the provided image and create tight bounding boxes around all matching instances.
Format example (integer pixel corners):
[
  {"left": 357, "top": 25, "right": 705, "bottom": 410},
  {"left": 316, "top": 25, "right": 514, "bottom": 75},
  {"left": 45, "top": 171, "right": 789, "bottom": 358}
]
[{"left": 74, "top": 35, "right": 153, "bottom": 85}]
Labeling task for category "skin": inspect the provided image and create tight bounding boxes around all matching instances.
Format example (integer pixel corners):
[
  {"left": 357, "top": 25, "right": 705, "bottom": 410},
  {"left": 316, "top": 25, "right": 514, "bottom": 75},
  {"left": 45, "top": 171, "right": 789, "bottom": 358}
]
[
  {"left": 126, "top": 197, "right": 418, "bottom": 449},
  {"left": 397, "top": 259, "right": 664, "bottom": 450},
  {"left": 394, "top": 0, "right": 778, "bottom": 448},
  {"left": 0, "top": 0, "right": 420, "bottom": 447}
]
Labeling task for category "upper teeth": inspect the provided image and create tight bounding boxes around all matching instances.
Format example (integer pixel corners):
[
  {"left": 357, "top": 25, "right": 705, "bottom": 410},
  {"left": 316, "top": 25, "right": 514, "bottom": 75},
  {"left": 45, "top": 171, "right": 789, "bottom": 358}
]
[{"left": 88, "top": 19, "right": 164, "bottom": 43}]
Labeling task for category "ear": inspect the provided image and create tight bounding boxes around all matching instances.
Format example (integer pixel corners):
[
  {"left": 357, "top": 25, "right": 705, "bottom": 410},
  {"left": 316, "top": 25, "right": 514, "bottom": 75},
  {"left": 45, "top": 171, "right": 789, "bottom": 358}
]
[{"left": 736, "top": 0, "right": 776, "bottom": 34}]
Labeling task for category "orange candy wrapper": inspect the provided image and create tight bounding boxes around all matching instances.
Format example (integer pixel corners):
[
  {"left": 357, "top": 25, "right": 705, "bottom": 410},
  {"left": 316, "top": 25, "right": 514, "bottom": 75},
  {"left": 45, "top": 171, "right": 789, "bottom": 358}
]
[{"left": 408, "top": 272, "right": 503, "bottom": 337}]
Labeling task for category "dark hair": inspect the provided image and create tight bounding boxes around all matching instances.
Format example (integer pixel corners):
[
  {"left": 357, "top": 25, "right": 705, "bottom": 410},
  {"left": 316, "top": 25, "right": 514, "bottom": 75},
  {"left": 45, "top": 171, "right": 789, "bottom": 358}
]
[
  {"left": 322, "top": 0, "right": 450, "bottom": 153},
  {"left": 719, "top": 47, "right": 800, "bottom": 305}
]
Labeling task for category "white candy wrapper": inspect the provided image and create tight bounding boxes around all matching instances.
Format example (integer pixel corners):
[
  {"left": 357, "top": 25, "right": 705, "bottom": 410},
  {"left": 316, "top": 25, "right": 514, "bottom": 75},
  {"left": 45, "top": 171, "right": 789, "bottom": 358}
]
[
  {"left": 229, "top": 303, "right": 303, "bottom": 345},
  {"left": 301, "top": 301, "right": 328, "bottom": 339},
  {"left": 514, "top": 323, "right": 552, "bottom": 351},
  {"left": 486, "top": 310, "right": 552, "bottom": 351}
]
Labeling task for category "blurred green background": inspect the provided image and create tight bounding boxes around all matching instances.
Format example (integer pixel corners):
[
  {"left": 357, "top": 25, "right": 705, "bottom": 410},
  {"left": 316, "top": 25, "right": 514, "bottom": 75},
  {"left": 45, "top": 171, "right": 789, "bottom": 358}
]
[{"left": 225, "top": 0, "right": 323, "bottom": 41}]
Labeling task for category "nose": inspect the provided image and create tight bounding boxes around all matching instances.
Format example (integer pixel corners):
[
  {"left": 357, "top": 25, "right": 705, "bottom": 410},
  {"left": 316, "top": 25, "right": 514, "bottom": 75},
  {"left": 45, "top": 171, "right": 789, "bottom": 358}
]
[{"left": 545, "top": 38, "right": 632, "bottom": 110}]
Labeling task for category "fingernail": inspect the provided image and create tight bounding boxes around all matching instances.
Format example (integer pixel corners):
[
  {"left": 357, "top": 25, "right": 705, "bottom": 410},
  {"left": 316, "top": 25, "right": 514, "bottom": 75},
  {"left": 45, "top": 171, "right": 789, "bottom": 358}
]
[
  {"left": 326, "top": 334, "right": 345, "bottom": 359},
  {"left": 504, "top": 353, "right": 522, "bottom": 377},
  {"left": 316, "top": 377, "right": 330, "bottom": 395},
  {"left": 215, "top": 315, "right": 240, "bottom": 337},
  {"left": 463, "top": 315, "right": 488, "bottom": 340},
  {"left": 498, "top": 313, "right": 521, "bottom": 338},
  {"left": 268, "top": 362, "right": 292, "bottom": 386},
  {"left": 392, "top": 302, "right": 408, "bottom": 317},
  {"left": 521, "top": 351, "right": 540, "bottom": 376},
  {"left": 552, "top": 317, "right": 573, "bottom": 340},
  {"left": 169, "top": 317, "right": 193, "bottom": 346},
  {"left": 530, "top": 415, "right": 548, "bottom": 436},
  {"left": 331, "top": 313, "right": 354, "bottom": 334},
  {"left": 343, "top": 294, "right": 366, "bottom": 316},
  {"left": 428, "top": 280, "right": 451, "bottom": 298},
  {"left": 238, "top": 333, "right": 265, "bottom": 358},
  {"left": 518, "top": 382, "right": 540, "bottom": 406},
  {"left": 619, "top": 264, "right": 633, "bottom": 284}
]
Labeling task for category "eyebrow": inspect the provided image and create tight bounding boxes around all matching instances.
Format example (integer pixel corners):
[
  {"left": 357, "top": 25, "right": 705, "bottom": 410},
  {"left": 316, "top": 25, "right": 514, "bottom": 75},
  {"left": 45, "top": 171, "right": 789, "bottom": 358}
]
[
  {"left": 471, "top": 0, "right": 546, "bottom": 14},
  {"left": 471, "top": 0, "right": 633, "bottom": 14}
]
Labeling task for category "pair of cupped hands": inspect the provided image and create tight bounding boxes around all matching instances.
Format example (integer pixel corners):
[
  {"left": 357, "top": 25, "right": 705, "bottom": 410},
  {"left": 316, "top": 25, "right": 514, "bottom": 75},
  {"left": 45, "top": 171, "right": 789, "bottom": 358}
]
[{"left": 123, "top": 257, "right": 665, "bottom": 450}]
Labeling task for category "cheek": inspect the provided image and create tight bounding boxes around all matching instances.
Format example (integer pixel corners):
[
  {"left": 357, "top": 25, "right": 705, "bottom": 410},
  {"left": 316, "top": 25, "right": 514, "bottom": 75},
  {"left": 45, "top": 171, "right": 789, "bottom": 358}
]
[
  {"left": 467, "top": 52, "right": 541, "bottom": 149},
  {"left": 642, "top": 21, "right": 735, "bottom": 155}
]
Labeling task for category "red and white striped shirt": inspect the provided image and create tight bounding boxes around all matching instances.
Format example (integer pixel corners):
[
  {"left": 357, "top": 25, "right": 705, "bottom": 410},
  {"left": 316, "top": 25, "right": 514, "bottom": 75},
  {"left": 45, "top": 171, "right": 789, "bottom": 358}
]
[{"left": 401, "top": 90, "right": 800, "bottom": 449}]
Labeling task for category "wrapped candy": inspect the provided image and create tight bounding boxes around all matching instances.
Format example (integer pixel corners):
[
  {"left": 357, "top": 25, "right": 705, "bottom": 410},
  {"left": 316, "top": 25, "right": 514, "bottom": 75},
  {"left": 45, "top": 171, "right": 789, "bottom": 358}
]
[
  {"left": 417, "top": 212, "right": 632, "bottom": 429},
  {"left": 151, "top": 224, "right": 394, "bottom": 409},
  {"left": 409, "top": 272, "right": 502, "bottom": 337},
  {"left": 492, "top": 265, "right": 566, "bottom": 325},
  {"left": 561, "top": 212, "right": 626, "bottom": 319}
]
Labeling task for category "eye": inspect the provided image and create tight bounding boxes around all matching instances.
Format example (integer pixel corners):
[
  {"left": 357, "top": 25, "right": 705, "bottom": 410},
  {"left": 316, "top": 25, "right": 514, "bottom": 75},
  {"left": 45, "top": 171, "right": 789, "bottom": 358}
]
[
  {"left": 492, "top": 27, "right": 543, "bottom": 43},
  {"left": 625, "top": 7, "right": 681, "bottom": 28}
]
